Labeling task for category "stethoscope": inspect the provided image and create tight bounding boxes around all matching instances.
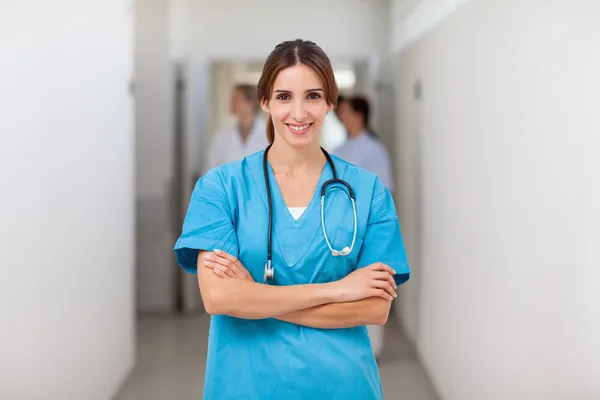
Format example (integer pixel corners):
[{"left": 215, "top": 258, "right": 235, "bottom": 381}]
[{"left": 262, "top": 144, "right": 358, "bottom": 284}]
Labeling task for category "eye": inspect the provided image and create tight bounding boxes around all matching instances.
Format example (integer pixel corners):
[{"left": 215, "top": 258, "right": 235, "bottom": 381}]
[
  {"left": 307, "top": 92, "right": 322, "bottom": 100},
  {"left": 275, "top": 93, "right": 291, "bottom": 101}
]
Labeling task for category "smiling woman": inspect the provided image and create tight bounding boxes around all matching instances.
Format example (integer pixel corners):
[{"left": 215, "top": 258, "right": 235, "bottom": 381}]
[
  {"left": 258, "top": 41, "right": 339, "bottom": 146},
  {"left": 174, "top": 39, "right": 411, "bottom": 400}
]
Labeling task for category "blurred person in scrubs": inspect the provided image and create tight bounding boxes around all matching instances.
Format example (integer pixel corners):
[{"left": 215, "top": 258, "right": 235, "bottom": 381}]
[
  {"left": 174, "top": 39, "right": 410, "bottom": 400},
  {"left": 335, "top": 96, "right": 394, "bottom": 192},
  {"left": 205, "top": 84, "right": 268, "bottom": 172},
  {"left": 335, "top": 94, "right": 345, "bottom": 118},
  {"left": 334, "top": 95, "right": 395, "bottom": 359}
]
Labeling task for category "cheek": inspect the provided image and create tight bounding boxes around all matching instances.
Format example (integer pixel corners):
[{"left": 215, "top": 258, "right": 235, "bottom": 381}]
[
  {"left": 270, "top": 104, "right": 291, "bottom": 122},
  {"left": 307, "top": 103, "right": 328, "bottom": 123}
]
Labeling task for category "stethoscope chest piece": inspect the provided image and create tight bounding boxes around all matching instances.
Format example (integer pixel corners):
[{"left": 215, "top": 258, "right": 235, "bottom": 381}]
[
  {"left": 331, "top": 246, "right": 351, "bottom": 256},
  {"left": 263, "top": 260, "right": 274, "bottom": 284}
]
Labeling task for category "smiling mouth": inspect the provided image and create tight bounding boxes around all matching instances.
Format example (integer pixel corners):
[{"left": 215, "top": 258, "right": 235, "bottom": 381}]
[{"left": 286, "top": 123, "right": 313, "bottom": 135}]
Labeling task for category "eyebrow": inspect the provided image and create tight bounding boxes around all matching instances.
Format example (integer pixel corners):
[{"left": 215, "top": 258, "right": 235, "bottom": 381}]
[{"left": 274, "top": 88, "right": 324, "bottom": 93}]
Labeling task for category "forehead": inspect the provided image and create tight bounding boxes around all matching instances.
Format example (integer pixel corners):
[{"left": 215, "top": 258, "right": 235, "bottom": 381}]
[{"left": 273, "top": 63, "right": 324, "bottom": 91}]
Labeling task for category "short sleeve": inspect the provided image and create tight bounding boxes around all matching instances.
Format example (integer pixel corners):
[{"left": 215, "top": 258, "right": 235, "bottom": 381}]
[
  {"left": 174, "top": 172, "right": 239, "bottom": 274},
  {"left": 357, "top": 183, "right": 410, "bottom": 286}
]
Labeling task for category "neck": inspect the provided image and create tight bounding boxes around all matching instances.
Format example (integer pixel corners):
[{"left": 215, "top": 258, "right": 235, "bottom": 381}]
[
  {"left": 238, "top": 115, "right": 255, "bottom": 141},
  {"left": 268, "top": 139, "right": 325, "bottom": 174},
  {"left": 347, "top": 125, "right": 366, "bottom": 139}
]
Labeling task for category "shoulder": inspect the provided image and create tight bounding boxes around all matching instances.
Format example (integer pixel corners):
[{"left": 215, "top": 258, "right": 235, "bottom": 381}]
[
  {"left": 331, "top": 141, "right": 348, "bottom": 156},
  {"left": 364, "top": 135, "right": 390, "bottom": 158},
  {"left": 330, "top": 154, "right": 387, "bottom": 200},
  {"left": 197, "top": 150, "right": 264, "bottom": 192}
]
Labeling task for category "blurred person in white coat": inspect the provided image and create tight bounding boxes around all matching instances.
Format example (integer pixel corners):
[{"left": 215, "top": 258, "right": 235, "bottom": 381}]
[
  {"left": 334, "top": 95, "right": 395, "bottom": 360},
  {"left": 205, "top": 84, "right": 268, "bottom": 172}
]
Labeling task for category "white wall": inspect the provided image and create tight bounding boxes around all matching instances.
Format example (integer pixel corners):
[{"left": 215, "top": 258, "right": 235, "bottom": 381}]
[
  {"left": 135, "top": 0, "right": 176, "bottom": 312},
  {"left": 0, "top": 1, "right": 135, "bottom": 399},
  {"left": 392, "top": 0, "right": 600, "bottom": 398},
  {"left": 169, "top": 0, "right": 390, "bottom": 60}
]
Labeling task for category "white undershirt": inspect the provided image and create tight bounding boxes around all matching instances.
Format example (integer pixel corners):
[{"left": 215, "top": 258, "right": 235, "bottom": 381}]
[{"left": 287, "top": 207, "right": 307, "bottom": 221}]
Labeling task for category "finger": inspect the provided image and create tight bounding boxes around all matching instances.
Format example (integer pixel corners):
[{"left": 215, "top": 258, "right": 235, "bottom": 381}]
[
  {"left": 206, "top": 261, "right": 234, "bottom": 277},
  {"left": 373, "top": 271, "right": 398, "bottom": 290},
  {"left": 203, "top": 259, "right": 215, "bottom": 269},
  {"left": 373, "top": 280, "right": 397, "bottom": 299},
  {"left": 372, "top": 271, "right": 392, "bottom": 281},
  {"left": 211, "top": 252, "right": 246, "bottom": 277},
  {"left": 203, "top": 254, "right": 235, "bottom": 278},
  {"left": 370, "top": 262, "right": 396, "bottom": 276},
  {"left": 371, "top": 288, "right": 394, "bottom": 301},
  {"left": 206, "top": 253, "right": 239, "bottom": 276},
  {"left": 374, "top": 271, "right": 397, "bottom": 290},
  {"left": 211, "top": 265, "right": 230, "bottom": 278},
  {"left": 214, "top": 249, "right": 245, "bottom": 270}
]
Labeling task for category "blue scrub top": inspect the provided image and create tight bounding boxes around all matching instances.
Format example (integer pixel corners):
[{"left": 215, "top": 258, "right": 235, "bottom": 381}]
[{"left": 174, "top": 150, "right": 410, "bottom": 400}]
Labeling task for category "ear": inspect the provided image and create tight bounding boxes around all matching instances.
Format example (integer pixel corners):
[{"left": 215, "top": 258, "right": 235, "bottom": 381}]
[
  {"left": 260, "top": 100, "right": 270, "bottom": 114},
  {"left": 326, "top": 103, "right": 334, "bottom": 113}
]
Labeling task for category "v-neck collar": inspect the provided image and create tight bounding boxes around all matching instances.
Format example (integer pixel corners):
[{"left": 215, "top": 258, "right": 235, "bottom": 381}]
[
  {"left": 248, "top": 150, "right": 342, "bottom": 268},
  {"left": 265, "top": 159, "right": 327, "bottom": 226}
]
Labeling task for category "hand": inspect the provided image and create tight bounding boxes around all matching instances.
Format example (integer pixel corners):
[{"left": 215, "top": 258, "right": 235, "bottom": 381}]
[
  {"left": 203, "top": 249, "right": 255, "bottom": 282},
  {"left": 330, "top": 262, "right": 397, "bottom": 302}
]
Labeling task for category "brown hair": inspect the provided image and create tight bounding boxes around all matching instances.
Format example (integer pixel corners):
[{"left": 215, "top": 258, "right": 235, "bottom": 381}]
[
  {"left": 233, "top": 84, "right": 259, "bottom": 114},
  {"left": 257, "top": 39, "right": 338, "bottom": 144}
]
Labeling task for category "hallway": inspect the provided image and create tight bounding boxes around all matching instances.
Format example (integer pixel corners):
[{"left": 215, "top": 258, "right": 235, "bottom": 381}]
[
  {"left": 114, "top": 314, "right": 440, "bottom": 400},
  {"left": 4, "top": 0, "right": 600, "bottom": 399}
]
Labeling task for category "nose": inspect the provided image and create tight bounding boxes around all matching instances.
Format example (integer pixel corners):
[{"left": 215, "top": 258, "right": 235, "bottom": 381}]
[{"left": 291, "top": 99, "right": 307, "bottom": 121}]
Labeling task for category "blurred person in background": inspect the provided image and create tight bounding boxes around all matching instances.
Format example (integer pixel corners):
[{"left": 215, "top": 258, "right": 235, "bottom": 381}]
[
  {"left": 334, "top": 95, "right": 395, "bottom": 360},
  {"left": 205, "top": 84, "right": 268, "bottom": 172},
  {"left": 335, "top": 94, "right": 345, "bottom": 118},
  {"left": 175, "top": 39, "right": 410, "bottom": 400},
  {"left": 335, "top": 96, "right": 394, "bottom": 192}
]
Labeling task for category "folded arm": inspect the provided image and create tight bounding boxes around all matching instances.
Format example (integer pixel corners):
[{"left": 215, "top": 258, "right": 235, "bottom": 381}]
[
  {"left": 277, "top": 297, "right": 392, "bottom": 329},
  {"left": 197, "top": 251, "right": 338, "bottom": 319},
  {"left": 201, "top": 250, "right": 397, "bottom": 327}
]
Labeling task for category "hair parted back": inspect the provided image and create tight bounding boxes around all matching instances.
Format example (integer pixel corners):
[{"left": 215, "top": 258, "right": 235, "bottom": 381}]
[{"left": 257, "top": 39, "right": 339, "bottom": 144}]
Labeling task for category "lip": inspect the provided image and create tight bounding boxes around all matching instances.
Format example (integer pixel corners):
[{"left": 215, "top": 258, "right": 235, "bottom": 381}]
[{"left": 286, "top": 123, "right": 313, "bottom": 136}]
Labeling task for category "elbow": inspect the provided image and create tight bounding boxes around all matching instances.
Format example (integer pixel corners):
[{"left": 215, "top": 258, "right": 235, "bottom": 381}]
[
  {"left": 201, "top": 288, "right": 228, "bottom": 316},
  {"left": 370, "top": 300, "right": 392, "bottom": 326},
  {"left": 372, "top": 311, "right": 389, "bottom": 326},
  {"left": 203, "top": 298, "right": 218, "bottom": 316}
]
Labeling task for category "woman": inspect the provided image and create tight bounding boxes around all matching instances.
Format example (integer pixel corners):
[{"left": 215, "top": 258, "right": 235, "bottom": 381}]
[
  {"left": 334, "top": 96, "right": 394, "bottom": 192},
  {"left": 174, "top": 39, "right": 410, "bottom": 400},
  {"left": 334, "top": 96, "right": 396, "bottom": 359},
  {"left": 205, "top": 84, "right": 268, "bottom": 172}
]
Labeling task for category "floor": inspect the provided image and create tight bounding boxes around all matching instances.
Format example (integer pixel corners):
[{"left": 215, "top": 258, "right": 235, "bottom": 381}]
[{"left": 114, "top": 312, "right": 440, "bottom": 400}]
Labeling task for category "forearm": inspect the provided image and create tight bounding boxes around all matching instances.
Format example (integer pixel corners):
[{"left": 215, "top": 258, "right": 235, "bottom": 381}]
[
  {"left": 198, "top": 251, "right": 397, "bottom": 323},
  {"left": 199, "top": 256, "right": 339, "bottom": 319},
  {"left": 203, "top": 279, "right": 336, "bottom": 319},
  {"left": 276, "top": 297, "right": 392, "bottom": 329}
]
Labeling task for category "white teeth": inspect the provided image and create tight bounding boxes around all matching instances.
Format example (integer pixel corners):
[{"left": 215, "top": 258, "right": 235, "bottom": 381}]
[{"left": 289, "top": 124, "right": 309, "bottom": 131}]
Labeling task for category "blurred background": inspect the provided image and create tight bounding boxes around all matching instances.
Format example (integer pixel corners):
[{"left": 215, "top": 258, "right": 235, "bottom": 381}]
[{"left": 1, "top": 0, "right": 599, "bottom": 399}]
